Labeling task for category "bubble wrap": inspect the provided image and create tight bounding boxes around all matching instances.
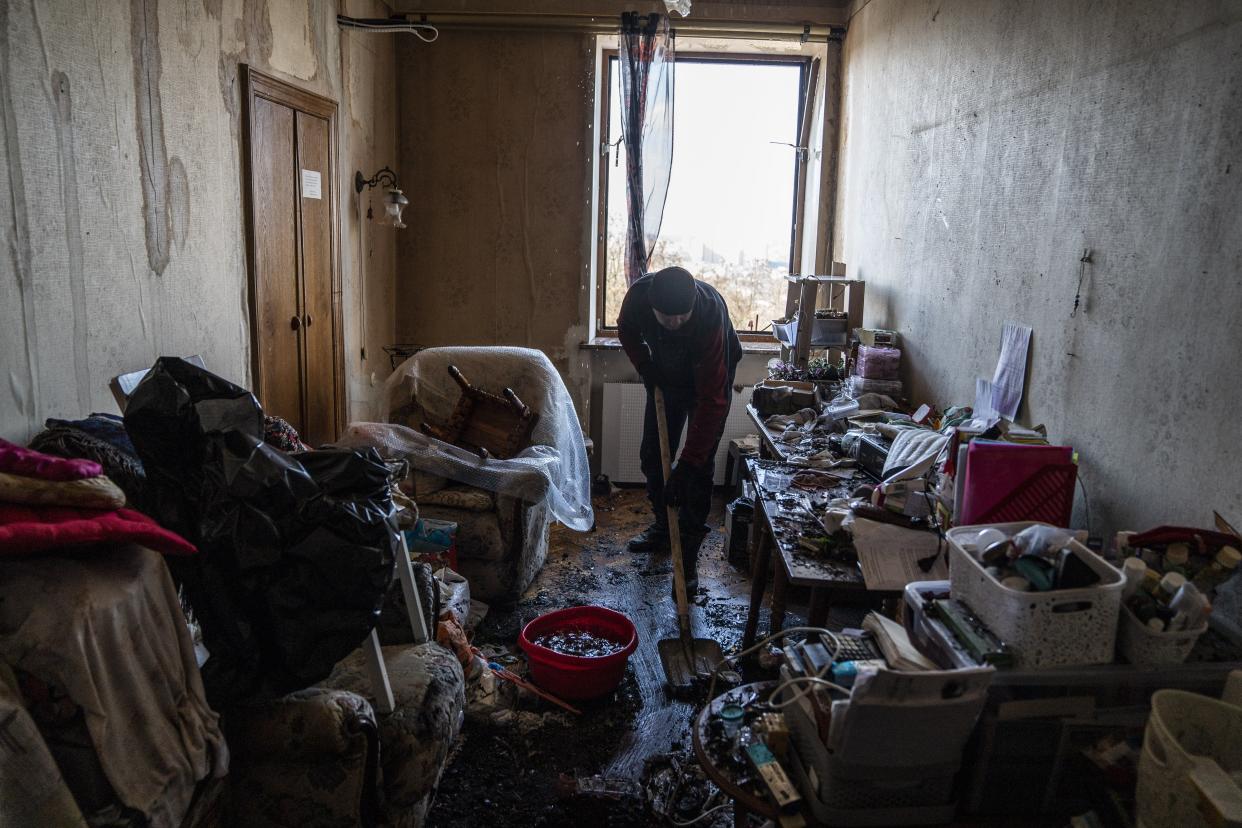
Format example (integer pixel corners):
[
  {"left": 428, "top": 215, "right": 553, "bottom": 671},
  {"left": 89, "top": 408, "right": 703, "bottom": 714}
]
[{"left": 338, "top": 347, "right": 593, "bottom": 532}]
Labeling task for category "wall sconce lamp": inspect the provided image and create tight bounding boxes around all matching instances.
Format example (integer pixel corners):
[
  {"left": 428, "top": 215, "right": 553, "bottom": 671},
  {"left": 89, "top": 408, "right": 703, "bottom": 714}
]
[{"left": 354, "top": 167, "right": 408, "bottom": 229}]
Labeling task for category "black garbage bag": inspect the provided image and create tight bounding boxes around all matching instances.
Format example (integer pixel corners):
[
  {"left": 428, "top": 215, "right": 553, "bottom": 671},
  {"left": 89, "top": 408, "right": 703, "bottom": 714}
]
[{"left": 124, "top": 357, "right": 396, "bottom": 705}]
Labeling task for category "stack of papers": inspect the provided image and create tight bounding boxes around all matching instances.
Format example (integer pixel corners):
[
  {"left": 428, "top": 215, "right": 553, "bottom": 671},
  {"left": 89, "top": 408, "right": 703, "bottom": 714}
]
[{"left": 862, "top": 612, "right": 938, "bottom": 671}]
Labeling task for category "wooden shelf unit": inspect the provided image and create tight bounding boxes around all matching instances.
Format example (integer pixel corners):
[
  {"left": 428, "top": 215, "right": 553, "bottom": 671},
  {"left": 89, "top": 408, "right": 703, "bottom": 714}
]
[{"left": 777, "top": 273, "right": 865, "bottom": 367}]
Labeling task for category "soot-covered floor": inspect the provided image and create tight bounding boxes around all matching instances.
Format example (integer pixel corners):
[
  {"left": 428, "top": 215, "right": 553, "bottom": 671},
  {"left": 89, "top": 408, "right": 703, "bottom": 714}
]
[{"left": 427, "top": 486, "right": 803, "bottom": 827}]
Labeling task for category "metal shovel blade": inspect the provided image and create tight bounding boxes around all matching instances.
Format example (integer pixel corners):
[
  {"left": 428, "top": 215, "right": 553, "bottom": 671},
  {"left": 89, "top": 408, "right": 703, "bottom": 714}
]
[{"left": 657, "top": 636, "right": 726, "bottom": 691}]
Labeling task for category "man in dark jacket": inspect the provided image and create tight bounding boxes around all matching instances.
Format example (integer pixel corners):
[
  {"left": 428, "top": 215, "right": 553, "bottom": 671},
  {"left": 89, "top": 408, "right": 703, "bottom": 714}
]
[{"left": 618, "top": 266, "right": 743, "bottom": 592}]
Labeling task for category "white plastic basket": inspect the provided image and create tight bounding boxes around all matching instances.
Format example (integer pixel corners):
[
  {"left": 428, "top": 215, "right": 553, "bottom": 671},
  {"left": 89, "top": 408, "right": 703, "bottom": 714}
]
[
  {"left": 946, "top": 522, "right": 1124, "bottom": 669},
  {"left": 1137, "top": 689, "right": 1242, "bottom": 828},
  {"left": 1118, "top": 604, "right": 1207, "bottom": 666}
]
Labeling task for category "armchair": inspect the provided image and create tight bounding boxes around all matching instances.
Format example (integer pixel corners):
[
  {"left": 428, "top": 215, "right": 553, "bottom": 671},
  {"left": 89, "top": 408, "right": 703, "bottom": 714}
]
[
  {"left": 342, "top": 347, "right": 593, "bottom": 605},
  {"left": 223, "top": 562, "right": 465, "bottom": 828}
]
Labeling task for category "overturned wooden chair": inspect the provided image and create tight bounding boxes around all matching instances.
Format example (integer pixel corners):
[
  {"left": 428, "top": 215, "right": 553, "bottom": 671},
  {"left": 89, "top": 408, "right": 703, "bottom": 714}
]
[{"left": 421, "top": 364, "right": 538, "bottom": 460}]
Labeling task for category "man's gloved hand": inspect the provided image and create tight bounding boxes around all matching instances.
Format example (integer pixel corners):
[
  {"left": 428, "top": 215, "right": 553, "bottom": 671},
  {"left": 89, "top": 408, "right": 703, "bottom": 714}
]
[
  {"left": 637, "top": 361, "right": 664, "bottom": 391},
  {"left": 664, "top": 461, "right": 701, "bottom": 508}
]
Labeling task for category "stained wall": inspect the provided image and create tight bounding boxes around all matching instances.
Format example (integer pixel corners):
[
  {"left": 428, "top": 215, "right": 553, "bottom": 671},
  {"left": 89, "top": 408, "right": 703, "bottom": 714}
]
[
  {"left": 835, "top": 0, "right": 1242, "bottom": 531},
  {"left": 0, "top": 0, "right": 399, "bottom": 439}
]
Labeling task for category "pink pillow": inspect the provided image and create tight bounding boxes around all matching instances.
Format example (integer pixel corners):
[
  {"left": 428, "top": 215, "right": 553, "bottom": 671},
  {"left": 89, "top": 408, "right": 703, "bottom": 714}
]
[
  {"left": 0, "top": 438, "right": 103, "bottom": 481},
  {"left": 0, "top": 502, "right": 197, "bottom": 556}
]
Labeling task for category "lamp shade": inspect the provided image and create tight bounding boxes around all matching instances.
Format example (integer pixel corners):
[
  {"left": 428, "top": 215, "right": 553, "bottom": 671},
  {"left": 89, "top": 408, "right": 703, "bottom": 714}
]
[{"left": 377, "top": 187, "right": 408, "bottom": 229}]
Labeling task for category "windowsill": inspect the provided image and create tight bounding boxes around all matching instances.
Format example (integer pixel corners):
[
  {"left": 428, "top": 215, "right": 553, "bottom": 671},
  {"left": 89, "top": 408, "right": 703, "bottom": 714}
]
[{"left": 581, "top": 336, "right": 782, "bottom": 355}]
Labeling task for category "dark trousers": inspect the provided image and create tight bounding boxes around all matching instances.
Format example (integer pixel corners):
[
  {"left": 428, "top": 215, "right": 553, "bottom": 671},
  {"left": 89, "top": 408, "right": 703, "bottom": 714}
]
[{"left": 639, "top": 386, "right": 722, "bottom": 568}]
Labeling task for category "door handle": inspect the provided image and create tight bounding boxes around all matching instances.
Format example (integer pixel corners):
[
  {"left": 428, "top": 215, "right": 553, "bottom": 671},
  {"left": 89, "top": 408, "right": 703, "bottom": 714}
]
[
  {"left": 304, "top": 314, "right": 313, "bottom": 328},
  {"left": 290, "top": 315, "right": 301, "bottom": 331}
]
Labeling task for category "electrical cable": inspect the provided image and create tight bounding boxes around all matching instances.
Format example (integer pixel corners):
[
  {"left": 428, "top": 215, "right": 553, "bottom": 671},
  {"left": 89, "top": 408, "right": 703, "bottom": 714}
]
[
  {"left": 667, "top": 794, "right": 731, "bottom": 827},
  {"left": 704, "top": 625, "right": 841, "bottom": 705},
  {"left": 337, "top": 15, "right": 439, "bottom": 42},
  {"left": 1076, "top": 472, "right": 1092, "bottom": 536},
  {"left": 766, "top": 674, "right": 851, "bottom": 708}
]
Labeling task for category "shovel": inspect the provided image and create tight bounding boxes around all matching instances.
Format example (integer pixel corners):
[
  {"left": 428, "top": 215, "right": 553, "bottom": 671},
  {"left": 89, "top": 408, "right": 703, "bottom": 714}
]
[{"left": 653, "top": 387, "right": 726, "bottom": 692}]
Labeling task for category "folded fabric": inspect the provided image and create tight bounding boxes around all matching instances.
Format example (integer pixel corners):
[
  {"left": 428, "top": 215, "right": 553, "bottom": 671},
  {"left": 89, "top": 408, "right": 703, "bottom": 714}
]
[
  {"left": 30, "top": 426, "right": 149, "bottom": 511},
  {"left": 0, "top": 503, "right": 197, "bottom": 556},
  {"left": 0, "top": 470, "right": 127, "bottom": 510},
  {"left": 0, "top": 437, "right": 102, "bottom": 481},
  {"left": 44, "top": 413, "right": 138, "bottom": 457},
  {"left": 262, "top": 415, "right": 309, "bottom": 453}
]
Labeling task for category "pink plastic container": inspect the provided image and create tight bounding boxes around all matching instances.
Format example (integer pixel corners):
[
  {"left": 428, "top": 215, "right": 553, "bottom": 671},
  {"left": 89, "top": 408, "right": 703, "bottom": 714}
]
[{"left": 518, "top": 606, "right": 638, "bottom": 700}]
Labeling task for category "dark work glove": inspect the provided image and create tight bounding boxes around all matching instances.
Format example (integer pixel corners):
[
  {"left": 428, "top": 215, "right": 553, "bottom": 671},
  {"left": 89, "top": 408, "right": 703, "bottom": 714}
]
[
  {"left": 664, "top": 462, "right": 700, "bottom": 508},
  {"left": 637, "top": 361, "right": 664, "bottom": 391}
]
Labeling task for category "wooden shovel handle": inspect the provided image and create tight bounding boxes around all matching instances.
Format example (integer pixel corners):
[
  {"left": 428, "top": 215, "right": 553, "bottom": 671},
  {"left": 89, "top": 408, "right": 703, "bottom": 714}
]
[{"left": 654, "top": 388, "right": 692, "bottom": 641}]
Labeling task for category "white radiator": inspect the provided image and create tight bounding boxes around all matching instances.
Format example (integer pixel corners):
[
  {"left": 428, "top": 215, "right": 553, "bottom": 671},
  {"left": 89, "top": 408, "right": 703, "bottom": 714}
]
[{"left": 600, "top": 383, "right": 755, "bottom": 485}]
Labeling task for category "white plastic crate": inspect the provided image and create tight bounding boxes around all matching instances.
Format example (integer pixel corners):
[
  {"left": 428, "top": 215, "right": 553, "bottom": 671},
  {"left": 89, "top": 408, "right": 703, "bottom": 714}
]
[
  {"left": 946, "top": 522, "right": 1124, "bottom": 669},
  {"left": 780, "top": 664, "right": 989, "bottom": 826},
  {"left": 1117, "top": 604, "right": 1207, "bottom": 666}
]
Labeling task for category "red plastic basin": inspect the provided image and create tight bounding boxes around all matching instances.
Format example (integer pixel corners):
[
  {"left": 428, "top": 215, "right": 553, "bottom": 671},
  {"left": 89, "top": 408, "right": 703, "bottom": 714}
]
[{"left": 518, "top": 606, "right": 638, "bottom": 700}]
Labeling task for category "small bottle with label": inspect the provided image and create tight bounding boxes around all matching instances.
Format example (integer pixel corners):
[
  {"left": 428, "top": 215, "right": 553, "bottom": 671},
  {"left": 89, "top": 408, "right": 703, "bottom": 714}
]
[
  {"left": 1157, "top": 572, "right": 1187, "bottom": 604},
  {"left": 1163, "top": 543, "right": 1191, "bottom": 577},
  {"left": 1121, "top": 557, "right": 1147, "bottom": 600},
  {"left": 1193, "top": 546, "right": 1242, "bottom": 594}
]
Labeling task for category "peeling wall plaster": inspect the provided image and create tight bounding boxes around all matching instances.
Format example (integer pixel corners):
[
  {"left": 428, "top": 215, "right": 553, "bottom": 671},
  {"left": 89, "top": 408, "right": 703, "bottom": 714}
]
[
  {"left": 0, "top": 0, "right": 398, "bottom": 441},
  {"left": 835, "top": 0, "right": 1242, "bottom": 533}
]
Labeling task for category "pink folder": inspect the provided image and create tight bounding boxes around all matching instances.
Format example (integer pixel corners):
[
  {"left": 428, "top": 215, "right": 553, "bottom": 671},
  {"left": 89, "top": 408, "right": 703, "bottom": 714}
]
[{"left": 959, "top": 440, "right": 1076, "bottom": 526}]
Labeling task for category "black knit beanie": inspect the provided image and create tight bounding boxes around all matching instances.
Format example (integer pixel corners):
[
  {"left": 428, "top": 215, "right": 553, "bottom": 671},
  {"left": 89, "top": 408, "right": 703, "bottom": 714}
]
[{"left": 648, "top": 267, "right": 696, "bottom": 314}]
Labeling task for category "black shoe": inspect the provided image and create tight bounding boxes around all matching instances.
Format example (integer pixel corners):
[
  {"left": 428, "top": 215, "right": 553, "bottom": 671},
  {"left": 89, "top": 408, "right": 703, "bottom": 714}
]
[{"left": 628, "top": 524, "right": 670, "bottom": 552}]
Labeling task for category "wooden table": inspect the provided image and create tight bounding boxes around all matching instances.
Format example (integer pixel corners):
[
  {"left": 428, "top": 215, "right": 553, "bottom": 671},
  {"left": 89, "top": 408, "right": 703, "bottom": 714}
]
[
  {"left": 742, "top": 458, "right": 893, "bottom": 648},
  {"left": 691, "top": 682, "right": 783, "bottom": 826}
]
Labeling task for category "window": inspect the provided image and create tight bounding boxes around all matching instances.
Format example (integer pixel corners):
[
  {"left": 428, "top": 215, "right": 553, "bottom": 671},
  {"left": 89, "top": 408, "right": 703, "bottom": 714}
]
[{"left": 596, "top": 53, "right": 810, "bottom": 339}]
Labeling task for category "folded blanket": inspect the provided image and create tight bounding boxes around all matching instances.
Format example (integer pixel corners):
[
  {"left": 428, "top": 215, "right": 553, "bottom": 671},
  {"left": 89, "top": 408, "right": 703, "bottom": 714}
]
[
  {"left": 29, "top": 426, "right": 148, "bottom": 510},
  {"left": 0, "top": 437, "right": 102, "bottom": 481},
  {"left": 44, "top": 412, "right": 137, "bottom": 456},
  {"left": 0, "top": 503, "right": 196, "bottom": 556},
  {"left": 0, "top": 470, "right": 127, "bottom": 510}
]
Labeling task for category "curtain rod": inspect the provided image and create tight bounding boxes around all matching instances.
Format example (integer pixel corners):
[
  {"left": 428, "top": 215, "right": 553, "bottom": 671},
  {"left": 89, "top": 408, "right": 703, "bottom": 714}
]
[{"left": 392, "top": 12, "right": 844, "bottom": 41}]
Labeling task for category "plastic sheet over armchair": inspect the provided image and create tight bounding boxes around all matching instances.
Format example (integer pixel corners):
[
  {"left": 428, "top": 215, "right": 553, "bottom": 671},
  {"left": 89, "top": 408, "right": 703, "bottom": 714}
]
[{"left": 339, "top": 347, "right": 593, "bottom": 603}]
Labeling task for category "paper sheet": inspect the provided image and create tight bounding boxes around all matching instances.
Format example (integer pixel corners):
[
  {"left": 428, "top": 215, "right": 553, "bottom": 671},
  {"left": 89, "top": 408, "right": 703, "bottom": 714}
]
[
  {"left": 852, "top": 517, "right": 947, "bottom": 590},
  {"left": 974, "top": 378, "right": 998, "bottom": 423},
  {"left": 991, "top": 321, "right": 1032, "bottom": 421}
]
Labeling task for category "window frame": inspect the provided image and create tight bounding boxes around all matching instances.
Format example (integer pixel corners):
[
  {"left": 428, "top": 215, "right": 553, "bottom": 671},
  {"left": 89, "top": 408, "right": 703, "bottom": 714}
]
[{"left": 593, "top": 50, "right": 814, "bottom": 342}]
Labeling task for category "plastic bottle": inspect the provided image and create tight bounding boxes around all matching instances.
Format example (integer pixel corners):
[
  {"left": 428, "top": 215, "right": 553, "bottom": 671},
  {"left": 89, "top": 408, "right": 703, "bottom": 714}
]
[
  {"left": 1140, "top": 568, "right": 1163, "bottom": 596},
  {"left": 1157, "top": 572, "right": 1187, "bottom": 605},
  {"left": 1169, "top": 582, "right": 1210, "bottom": 631},
  {"left": 1114, "top": 530, "right": 1137, "bottom": 558},
  {"left": 1193, "top": 546, "right": 1242, "bottom": 594},
  {"left": 1139, "top": 547, "right": 1164, "bottom": 570},
  {"left": 1121, "top": 557, "right": 1148, "bottom": 600},
  {"left": 1164, "top": 543, "right": 1190, "bottom": 576}
]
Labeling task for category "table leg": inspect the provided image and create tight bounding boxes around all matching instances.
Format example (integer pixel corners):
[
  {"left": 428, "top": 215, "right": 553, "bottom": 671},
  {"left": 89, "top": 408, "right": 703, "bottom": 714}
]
[
  {"left": 808, "top": 587, "right": 829, "bottom": 628},
  {"left": 733, "top": 800, "right": 749, "bottom": 827},
  {"left": 770, "top": 564, "right": 789, "bottom": 636},
  {"left": 743, "top": 524, "right": 772, "bottom": 649}
]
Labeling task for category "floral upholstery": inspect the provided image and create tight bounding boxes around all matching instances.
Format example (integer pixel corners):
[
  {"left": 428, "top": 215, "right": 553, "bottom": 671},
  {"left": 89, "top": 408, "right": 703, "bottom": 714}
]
[
  {"left": 321, "top": 645, "right": 465, "bottom": 827},
  {"left": 225, "top": 688, "right": 379, "bottom": 828},
  {"left": 222, "top": 564, "right": 465, "bottom": 827},
  {"left": 416, "top": 485, "right": 493, "bottom": 512}
]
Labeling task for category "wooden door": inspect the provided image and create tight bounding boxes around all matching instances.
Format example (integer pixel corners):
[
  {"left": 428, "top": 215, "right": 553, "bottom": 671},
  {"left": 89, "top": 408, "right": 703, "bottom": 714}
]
[{"left": 242, "top": 67, "right": 344, "bottom": 446}]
